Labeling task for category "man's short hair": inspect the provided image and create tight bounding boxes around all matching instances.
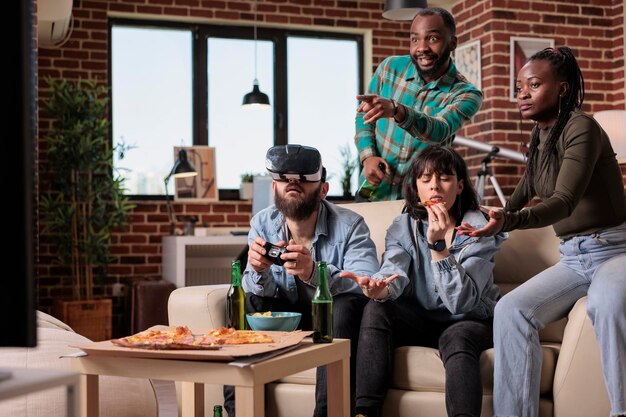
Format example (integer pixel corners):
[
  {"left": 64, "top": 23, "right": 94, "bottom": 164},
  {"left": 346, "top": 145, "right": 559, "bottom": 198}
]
[{"left": 415, "top": 7, "right": 456, "bottom": 36}]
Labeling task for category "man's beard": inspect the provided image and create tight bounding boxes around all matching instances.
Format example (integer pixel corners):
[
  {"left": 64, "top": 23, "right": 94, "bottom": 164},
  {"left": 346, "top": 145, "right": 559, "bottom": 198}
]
[
  {"left": 274, "top": 183, "right": 322, "bottom": 221},
  {"left": 412, "top": 44, "right": 451, "bottom": 80}
]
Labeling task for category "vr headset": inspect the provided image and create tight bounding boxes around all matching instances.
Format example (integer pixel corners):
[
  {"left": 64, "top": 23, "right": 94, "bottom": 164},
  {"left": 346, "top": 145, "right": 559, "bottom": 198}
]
[{"left": 265, "top": 145, "right": 326, "bottom": 183}]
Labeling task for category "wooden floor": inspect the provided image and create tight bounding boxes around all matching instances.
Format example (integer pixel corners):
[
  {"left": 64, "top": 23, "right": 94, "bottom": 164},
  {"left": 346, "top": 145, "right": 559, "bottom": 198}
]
[{"left": 153, "top": 379, "right": 178, "bottom": 417}]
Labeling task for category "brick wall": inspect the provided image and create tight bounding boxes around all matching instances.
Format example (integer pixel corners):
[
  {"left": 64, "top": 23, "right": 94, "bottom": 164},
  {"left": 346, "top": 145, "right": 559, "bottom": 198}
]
[
  {"left": 451, "top": 0, "right": 625, "bottom": 202},
  {"left": 36, "top": 0, "right": 625, "bottom": 336}
]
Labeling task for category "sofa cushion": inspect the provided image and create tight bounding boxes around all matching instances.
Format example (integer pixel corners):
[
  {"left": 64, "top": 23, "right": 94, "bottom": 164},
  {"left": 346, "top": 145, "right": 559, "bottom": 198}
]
[
  {"left": 392, "top": 346, "right": 445, "bottom": 392},
  {"left": 278, "top": 344, "right": 559, "bottom": 396},
  {"left": 36, "top": 310, "right": 74, "bottom": 331}
]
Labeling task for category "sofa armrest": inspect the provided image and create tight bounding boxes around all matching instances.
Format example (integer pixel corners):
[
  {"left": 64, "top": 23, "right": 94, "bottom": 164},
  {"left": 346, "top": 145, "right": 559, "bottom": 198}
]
[
  {"left": 168, "top": 284, "right": 230, "bottom": 328},
  {"left": 552, "top": 296, "right": 610, "bottom": 417}
]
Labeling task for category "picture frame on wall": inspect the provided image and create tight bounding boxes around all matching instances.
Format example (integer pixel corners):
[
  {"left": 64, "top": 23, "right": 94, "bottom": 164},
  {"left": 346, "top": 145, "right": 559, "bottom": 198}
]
[
  {"left": 174, "top": 146, "right": 218, "bottom": 201},
  {"left": 510, "top": 36, "right": 555, "bottom": 101},
  {"left": 454, "top": 39, "right": 481, "bottom": 91}
]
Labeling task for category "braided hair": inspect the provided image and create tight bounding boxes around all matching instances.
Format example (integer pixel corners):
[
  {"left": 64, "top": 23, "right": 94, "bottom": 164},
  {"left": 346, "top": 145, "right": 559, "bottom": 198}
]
[{"left": 522, "top": 46, "right": 585, "bottom": 197}]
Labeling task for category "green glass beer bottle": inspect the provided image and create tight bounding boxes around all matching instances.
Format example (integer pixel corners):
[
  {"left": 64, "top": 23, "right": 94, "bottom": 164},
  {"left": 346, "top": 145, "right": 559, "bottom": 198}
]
[
  {"left": 312, "top": 261, "right": 333, "bottom": 343},
  {"left": 213, "top": 404, "right": 223, "bottom": 417},
  {"left": 226, "top": 260, "right": 245, "bottom": 330},
  {"left": 356, "top": 162, "right": 391, "bottom": 201}
]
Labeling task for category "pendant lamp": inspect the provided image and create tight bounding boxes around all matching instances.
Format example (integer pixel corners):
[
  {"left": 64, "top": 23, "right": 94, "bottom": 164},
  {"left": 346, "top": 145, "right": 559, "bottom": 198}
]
[
  {"left": 382, "top": 0, "right": 428, "bottom": 21},
  {"left": 242, "top": 0, "right": 270, "bottom": 108}
]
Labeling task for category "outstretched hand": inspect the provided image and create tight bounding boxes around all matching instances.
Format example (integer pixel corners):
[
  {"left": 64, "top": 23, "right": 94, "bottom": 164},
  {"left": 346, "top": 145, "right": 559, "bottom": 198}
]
[
  {"left": 357, "top": 94, "right": 395, "bottom": 125},
  {"left": 339, "top": 271, "right": 399, "bottom": 300},
  {"left": 456, "top": 207, "right": 504, "bottom": 237}
]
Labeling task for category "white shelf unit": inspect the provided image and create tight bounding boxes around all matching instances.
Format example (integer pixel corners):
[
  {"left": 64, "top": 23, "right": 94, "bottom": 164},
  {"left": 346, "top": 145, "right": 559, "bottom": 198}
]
[{"left": 162, "top": 235, "right": 248, "bottom": 288}]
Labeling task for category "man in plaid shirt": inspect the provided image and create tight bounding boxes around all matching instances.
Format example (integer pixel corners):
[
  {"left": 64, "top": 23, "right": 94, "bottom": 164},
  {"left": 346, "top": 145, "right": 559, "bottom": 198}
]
[{"left": 355, "top": 7, "right": 482, "bottom": 202}]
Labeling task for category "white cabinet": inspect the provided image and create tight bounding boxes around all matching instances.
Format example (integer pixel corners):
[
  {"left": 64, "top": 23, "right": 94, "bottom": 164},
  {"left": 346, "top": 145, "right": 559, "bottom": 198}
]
[{"left": 162, "top": 234, "right": 248, "bottom": 288}]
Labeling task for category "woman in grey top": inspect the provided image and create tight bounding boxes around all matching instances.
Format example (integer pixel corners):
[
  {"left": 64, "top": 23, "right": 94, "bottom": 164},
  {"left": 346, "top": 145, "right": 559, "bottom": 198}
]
[{"left": 341, "top": 146, "right": 507, "bottom": 417}]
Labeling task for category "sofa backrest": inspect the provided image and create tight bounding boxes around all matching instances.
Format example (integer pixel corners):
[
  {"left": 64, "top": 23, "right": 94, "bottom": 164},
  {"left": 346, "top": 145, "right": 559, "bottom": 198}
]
[
  {"left": 338, "top": 200, "right": 405, "bottom": 261},
  {"left": 493, "top": 227, "right": 560, "bottom": 294},
  {"left": 338, "top": 200, "right": 560, "bottom": 288},
  {"left": 338, "top": 200, "right": 565, "bottom": 342}
]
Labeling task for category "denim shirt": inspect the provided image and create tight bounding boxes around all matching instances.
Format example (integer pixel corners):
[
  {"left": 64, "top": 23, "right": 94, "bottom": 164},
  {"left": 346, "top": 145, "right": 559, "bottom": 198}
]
[
  {"left": 375, "top": 210, "right": 507, "bottom": 321},
  {"left": 243, "top": 200, "right": 379, "bottom": 304}
]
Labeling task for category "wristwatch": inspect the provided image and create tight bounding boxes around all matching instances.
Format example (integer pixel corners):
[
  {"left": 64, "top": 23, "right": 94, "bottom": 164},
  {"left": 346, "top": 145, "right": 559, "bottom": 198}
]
[{"left": 427, "top": 239, "right": 446, "bottom": 252}]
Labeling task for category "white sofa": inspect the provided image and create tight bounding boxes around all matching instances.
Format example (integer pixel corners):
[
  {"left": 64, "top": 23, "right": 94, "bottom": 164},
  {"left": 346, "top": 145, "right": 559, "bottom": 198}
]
[
  {"left": 168, "top": 200, "right": 611, "bottom": 417},
  {"left": 0, "top": 311, "right": 159, "bottom": 417}
]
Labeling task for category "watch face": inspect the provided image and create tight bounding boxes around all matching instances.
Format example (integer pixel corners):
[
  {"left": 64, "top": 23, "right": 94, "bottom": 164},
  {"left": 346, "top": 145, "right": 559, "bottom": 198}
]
[{"left": 429, "top": 239, "right": 446, "bottom": 251}]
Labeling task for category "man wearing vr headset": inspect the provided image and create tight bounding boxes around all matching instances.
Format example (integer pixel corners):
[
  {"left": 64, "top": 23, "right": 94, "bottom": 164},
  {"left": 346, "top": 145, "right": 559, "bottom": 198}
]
[
  {"left": 224, "top": 144, "right": 379, "bottom": 417},
  {"left": 354, "top": 7, "right": 482, "bottom": 201}
]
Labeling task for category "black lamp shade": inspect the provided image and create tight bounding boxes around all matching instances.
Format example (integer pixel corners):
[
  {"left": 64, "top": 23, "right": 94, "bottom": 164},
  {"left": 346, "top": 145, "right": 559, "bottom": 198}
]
[
  {"left": 169, "top": 149, "right": 197, "bottom": 179},
  {"left": 242, "top": 81, "right": 270, "bottom": 107},
  {"left": 382, "top": 0, "right": 427, "bottom": 21}
]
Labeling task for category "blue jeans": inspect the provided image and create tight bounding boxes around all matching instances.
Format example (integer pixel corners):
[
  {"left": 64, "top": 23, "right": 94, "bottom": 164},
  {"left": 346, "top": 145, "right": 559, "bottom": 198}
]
[{"left": 493, "top": 222, "right": 626, "bottom": 417}]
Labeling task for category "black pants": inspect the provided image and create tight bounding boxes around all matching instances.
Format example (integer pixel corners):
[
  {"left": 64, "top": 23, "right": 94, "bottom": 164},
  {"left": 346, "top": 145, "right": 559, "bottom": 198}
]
[
  {"left": 354, "top": 297, "right": 493, "bottom": 417},
  {"left": 224, "top": 283, "right": 368, "bottom": 417}
]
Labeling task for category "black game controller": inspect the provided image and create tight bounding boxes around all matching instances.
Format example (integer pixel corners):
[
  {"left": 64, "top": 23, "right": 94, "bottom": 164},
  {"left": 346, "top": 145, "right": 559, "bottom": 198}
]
[{"left": 263, "top": 242, "right": 288, "bottom": 266}]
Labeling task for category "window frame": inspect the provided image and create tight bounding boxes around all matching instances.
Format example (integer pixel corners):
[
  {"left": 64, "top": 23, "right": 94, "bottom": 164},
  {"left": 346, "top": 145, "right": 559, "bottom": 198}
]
[{"left": 108, "top": 18, "right": 364, "bottom": 200}]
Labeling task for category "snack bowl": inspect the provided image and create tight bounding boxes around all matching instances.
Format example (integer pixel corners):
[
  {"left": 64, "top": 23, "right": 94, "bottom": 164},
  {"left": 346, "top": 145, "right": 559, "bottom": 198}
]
[{"left": 246, "top": 312, "right": 302, "bottom": 332}]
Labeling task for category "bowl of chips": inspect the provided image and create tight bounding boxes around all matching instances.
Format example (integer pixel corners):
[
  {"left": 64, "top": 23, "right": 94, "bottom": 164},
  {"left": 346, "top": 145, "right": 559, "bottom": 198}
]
[{"left": 246, "top": 311, "right": 302, "bottom": 332}]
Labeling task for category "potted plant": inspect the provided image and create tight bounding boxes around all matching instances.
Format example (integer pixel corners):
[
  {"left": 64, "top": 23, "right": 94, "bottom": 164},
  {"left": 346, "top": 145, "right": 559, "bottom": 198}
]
[
  {"left": 40, "top": 78, "right": 134, "bottom": 341},
  {"left": 338, "top": 143, "right": 358, "bottom": 199},
  {"left": 239, "top": 172, "right": 256, "bottom": 200}
]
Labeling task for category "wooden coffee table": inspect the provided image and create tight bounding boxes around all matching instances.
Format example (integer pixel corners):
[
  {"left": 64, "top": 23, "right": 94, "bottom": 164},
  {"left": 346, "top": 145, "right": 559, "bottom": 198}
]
[{"left": 70, "top": 338, "right": 349, "bottom": 417}]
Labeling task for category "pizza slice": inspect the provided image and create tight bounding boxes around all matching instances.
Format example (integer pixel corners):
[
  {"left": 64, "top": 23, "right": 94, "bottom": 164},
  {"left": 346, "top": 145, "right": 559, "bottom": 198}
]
[
  {"left": 112, "top": 326, "right": 195, "bottom": 349},
  {"left": 207, "top": 327, "right": 274, "bottom": 345},
  {"left": 418, "top": 200, "right": 442, "bottom": 207},
  {"left": 111, "top": 326, "right": 274, "bottom": 349}
]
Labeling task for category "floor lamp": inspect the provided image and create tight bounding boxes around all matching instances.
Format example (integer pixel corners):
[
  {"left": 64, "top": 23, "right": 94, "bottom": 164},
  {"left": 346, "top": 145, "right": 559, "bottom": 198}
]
[
  {"left": 164, "top": 149, "right": 197, "bottom": 235},
  {"left": 594, "top": 110, "right": 626, "bottom": 165}
]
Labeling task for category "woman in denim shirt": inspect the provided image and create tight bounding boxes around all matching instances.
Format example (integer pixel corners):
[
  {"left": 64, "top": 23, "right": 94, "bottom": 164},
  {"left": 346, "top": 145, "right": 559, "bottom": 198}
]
[{"left": 341, "top": 146, "right": 507, "bottom": 417}]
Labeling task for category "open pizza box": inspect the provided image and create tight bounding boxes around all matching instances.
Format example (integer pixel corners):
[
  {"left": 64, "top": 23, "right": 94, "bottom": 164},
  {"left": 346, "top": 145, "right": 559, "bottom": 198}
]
[{"left": 75, "top": 326, "right": 313, "bottom": 362}]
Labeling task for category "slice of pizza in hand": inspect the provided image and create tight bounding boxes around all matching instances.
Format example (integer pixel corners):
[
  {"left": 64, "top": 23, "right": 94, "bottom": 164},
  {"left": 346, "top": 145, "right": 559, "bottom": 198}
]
[{"left": 418, "top": 200, "right": 444, "bottom": 207}]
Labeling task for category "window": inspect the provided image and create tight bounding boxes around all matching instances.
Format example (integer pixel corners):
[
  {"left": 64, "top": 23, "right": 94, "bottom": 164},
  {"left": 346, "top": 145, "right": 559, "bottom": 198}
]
[
  {"left": 111, "top": 26, "right": 192, "bottom": 196},
  {"left": 207, "top": 37, "right": 274, "bottom": 189},
  {"left": 110, "top": 21, "right": 363, "bottom": 198},
  {"left": 287, "top": 37, "right": 360, "bottom": 197}
]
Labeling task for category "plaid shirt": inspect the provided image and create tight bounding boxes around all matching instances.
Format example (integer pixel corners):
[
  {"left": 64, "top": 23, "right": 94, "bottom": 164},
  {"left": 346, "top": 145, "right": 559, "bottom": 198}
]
[{"left": 355, "top": 55, "right": 483, "bottom": 201}]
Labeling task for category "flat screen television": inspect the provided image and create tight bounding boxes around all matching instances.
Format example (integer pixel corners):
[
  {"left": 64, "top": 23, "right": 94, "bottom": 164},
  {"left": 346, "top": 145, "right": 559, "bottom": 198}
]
[{"left": 1, "top": 0, "right": 37, "bottom": 348}]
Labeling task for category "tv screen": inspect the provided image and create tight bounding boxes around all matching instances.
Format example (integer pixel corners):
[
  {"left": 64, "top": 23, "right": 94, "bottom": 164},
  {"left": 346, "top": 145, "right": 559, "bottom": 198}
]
[{"left": 1, "top": 0, "right": 37, "bottom": 347}]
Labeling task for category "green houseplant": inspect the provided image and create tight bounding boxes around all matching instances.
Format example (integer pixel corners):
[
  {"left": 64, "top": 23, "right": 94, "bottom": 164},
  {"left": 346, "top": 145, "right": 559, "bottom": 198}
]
[
  {"left": 239, "top": 172, "right": 257, "bottom": 200},
  {"left": 338, "top": 143, "right": 358, "bottom": 199},
  {"left": 40, "top": 78, "right": 134, "bottom": 340}
]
